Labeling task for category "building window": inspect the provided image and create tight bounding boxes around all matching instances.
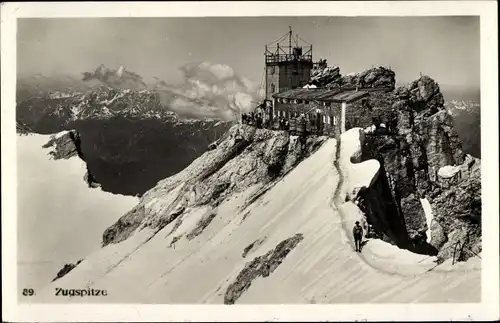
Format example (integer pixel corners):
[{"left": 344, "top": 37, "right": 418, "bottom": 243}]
[
  {"left": 333, "top": 116, "right": 337, "bottom": 125},
  {"left": 270, "top": 66, "right": 275, "bottom": 74},
  {"left": 304, "top": 100, "right": 309, "bottom": 105},
  {"left": 271, "top": 84, "right": 275, "bottom": 93}
]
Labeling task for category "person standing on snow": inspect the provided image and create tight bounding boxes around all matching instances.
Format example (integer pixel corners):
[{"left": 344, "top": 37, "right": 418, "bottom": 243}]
[{"left": 353, "top": 221, "right": 364, "bottom": 252}]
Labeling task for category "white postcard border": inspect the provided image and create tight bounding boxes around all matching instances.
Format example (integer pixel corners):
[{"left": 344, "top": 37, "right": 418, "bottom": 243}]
[{"left": 1, "top": 1, "right": 498, "bottom": 321}]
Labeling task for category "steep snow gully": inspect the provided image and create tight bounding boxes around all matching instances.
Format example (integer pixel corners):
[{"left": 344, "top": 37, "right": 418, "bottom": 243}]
[{"left": 35, "top": 128, "right": 480, "bottom": 303}]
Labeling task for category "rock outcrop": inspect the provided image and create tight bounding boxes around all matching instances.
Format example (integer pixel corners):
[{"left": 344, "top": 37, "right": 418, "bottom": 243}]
[
  {"left": 16, "top": 121, "right": 34, "bottom": 135},
  {"left": 52, "top": 259, "right": 83, "bottom": 282},
  {"left": 408, "top": 75, "right": 444, "bottom": 114},
  {"left": 342, "top": 66, "right": 396, "bottom": 89},
  {"left": 102, "top": 125, "right": 328, "bottom": 247},
  {"left": 429, "top": 154, "right": 481, "bottom": 261},
  {"left": 42, "top": 130, "right": 83, "bottom": 160},
  {"left": 308, "top": 66, "right": 342, "bottom": 88},
  {"left": 358, "top": 75, "right": 481, "bottom": 261},
  {"left": 42, "top": 130, "right": 101, "bottom": 188},
  {"left": 224, "top": 233, "right": 304, "bottom": 304},
  {"left": 306, "top": 66, "right": 396, "bottom": 90}
]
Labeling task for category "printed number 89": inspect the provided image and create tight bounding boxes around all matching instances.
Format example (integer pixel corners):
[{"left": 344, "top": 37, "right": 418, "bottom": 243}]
[{"left": 22, "top": 288, "right": 35, "bottom": 296}]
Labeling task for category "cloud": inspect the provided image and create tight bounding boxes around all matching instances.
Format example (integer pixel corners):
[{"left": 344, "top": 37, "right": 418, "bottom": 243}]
[
  {"left": 156, "top": 62, "right": 261, "bottom": 121},
  {"left": 82, "top": 64, "right": 147, "bottom": 89}
]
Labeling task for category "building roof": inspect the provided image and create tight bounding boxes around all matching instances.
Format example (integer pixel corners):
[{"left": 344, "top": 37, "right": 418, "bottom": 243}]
[{"left": 272, "top": 86, "right": 391, "bottom": 103}]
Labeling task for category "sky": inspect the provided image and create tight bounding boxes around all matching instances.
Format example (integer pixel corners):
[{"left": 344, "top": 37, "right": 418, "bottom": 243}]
[{"left": 17, "top": 16, "right": 480, "bottom": 92}]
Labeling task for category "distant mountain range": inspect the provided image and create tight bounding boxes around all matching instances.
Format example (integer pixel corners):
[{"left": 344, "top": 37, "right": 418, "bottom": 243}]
[
  {"left": 394, "top": 82, "right": 480, "bottom": 103},
  {"left": 16, "top": 68, "right": 233, "bottom": 196},
  {"left": 16, "top": 66, "right": 480, "bottom": 194},
  {"left": 444, "top": 100, "right": 481, "bottom": 158},
  {"left": 17, "top": 86, "right": 178, "bottom": 130},
  {"left": 440, "top": 86, "right": 480, "bottom": 103}
]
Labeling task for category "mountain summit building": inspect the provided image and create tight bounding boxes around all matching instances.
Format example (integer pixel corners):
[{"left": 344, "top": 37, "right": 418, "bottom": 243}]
[
  {"left": 253, "top": 27, "right": 393, "bottom": 138},
  {"left": 264, "top": 27, "right": 315, "bottom": 100}
]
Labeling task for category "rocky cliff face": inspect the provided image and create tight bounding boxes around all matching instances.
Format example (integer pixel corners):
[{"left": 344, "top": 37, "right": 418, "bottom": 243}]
[
  {"left": 42, "top": 130, "right": 100, "bottom": 188},
  {"left": 309, "top": 66, "right": 342, "bottom": 88},
  {"left": 307, "top": 66, "right": 396, "bottom": 90},
  {"left": 358, "top": 75, "right": 481, "bottom": 261},
  {"left": 342, "top": 66, "right": 396, "bottom": 89},
  {"left": 102, "top": 125, "right": 327, "bottom": 247}
]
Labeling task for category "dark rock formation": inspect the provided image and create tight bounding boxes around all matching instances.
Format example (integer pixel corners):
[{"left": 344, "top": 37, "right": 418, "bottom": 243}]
[
  {"left": 16, "top": 121, "right": 34, "bottom": 135},
  {"left": 429, "top": 155, "right": 481, "bottom": 261},
  {"left": 309, "top": 66, "right": 342, "bottom": 88},
  {"left": 102, "top": 204, "right": 146, "bottom": 246},
  {"left": 42, "top": 130, "right": 82, "bottom": 160},
  {"left": 408, "top": 75, "right": 444, "bottom": 114},
  {"left": 102, "top": 125, "right": 327, "bottom": 247},
  {"left": 307, "top": 66, "right": 396, "bottom": 90},
  {"left": 42, "top": 130, "right": 101, "bottom": 188},
  {"left": 242, "top": 237, "right": 267, "bottom": 258},
  {"left": 224, "top": 233, "right": 303, "bottom": 304},
  {"left": 357, "top": 167, "right": 413, "bottom": 250},
  {"left": 169, "top": 235, "right": 183, "bottom": 248},
  {"left": 358, "top": 75, "right": 481, "bottom": 261},
  {"left": 52, "top": 259, "right": 83, "bottom": 282}
]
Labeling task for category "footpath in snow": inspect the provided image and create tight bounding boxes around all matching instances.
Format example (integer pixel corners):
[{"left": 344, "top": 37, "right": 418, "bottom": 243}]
[{"left": 334, "top": 128, "right": 481, "bottom": 277}]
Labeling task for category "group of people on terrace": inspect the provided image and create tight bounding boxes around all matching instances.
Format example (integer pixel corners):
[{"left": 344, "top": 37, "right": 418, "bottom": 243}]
[{"left": 241, "top": 110, "right": 329, "bottom": 137}]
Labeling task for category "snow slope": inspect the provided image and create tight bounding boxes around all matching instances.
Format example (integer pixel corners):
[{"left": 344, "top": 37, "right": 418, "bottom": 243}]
[
  {"left": 17, "top": 134, "right": 139, "bottom": 292},
  {"left": 420, "top": 198, "right": 434, "bottom": 243},
  {"left": 34, "top": 130, "right": 480, "bottom": 303}
]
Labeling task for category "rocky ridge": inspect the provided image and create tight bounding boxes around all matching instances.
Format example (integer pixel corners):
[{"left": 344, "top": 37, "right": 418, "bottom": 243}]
[
  {"left": 307, "top": 65, "right": 396, "bottom": 90},
  {"left": 358, "top": 75, "right": 481, "bottom": 261},
  {"left": 102, "top": 125, "right": 328, "bottom": 247},
  {"left": 224, "top": 233, "right": 304, "bottom": 304}
]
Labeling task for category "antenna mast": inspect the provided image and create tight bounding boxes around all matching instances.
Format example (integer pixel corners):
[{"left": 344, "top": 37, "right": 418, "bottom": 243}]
[{"left": 289, "top": 25, "right": 292, "bottom": 55}]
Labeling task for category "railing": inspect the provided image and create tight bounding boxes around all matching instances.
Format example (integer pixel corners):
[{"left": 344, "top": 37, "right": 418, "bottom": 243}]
[
  {"left": 363, "top": 129, "right": 398, "bottom": 137},
  {"left": 452, "top": 241, "right": 462, "bottom": 265},
  {"left": 266, "top": 54, "right": 313, "bottom": 64},
  {"left": 415, "top": 232, "right": 480, "bottom": 273},
  {"left": 452, "top": 232, "right": 481, "bottom": 265},
  {"left": 242, "top": 117, "right": 337, "bottom": 138}
]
